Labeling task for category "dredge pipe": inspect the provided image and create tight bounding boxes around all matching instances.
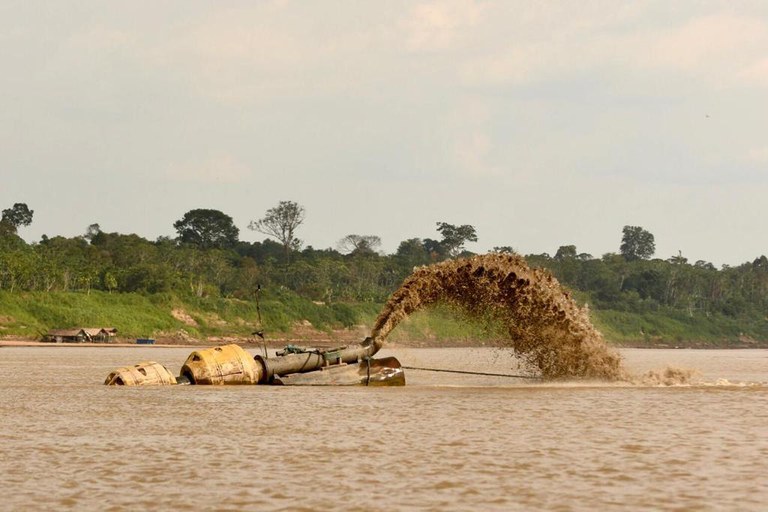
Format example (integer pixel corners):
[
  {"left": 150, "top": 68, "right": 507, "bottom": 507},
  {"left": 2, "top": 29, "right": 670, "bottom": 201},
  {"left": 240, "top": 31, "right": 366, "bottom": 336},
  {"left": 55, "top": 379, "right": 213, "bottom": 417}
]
[{"left": 256, "top": 337, "right": 380, "bottom": 383}]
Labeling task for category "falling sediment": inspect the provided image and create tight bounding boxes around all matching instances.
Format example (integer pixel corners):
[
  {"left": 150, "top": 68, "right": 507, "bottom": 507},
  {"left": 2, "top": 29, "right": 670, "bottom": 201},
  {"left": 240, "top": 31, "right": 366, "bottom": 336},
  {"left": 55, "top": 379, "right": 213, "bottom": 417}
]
[{"left": 371, "top": 253, "right": 628, "bottom": 380}]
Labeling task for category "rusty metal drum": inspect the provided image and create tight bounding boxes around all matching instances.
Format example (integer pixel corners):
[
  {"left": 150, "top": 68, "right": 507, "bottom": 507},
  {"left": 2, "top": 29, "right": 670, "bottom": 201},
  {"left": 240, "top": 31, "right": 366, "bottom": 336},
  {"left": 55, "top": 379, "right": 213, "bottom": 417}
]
[
  {"left": 180, "top": 344, "right": 261, "bottom": 385},
  {"left": 104, "top": 361, "right": 177, "bottom": 386}
]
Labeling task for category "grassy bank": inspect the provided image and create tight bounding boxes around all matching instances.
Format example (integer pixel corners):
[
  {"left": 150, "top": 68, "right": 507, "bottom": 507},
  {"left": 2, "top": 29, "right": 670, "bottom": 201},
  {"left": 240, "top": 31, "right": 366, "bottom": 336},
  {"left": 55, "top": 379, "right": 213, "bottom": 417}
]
[
  {"left": 0, "top": 290, "right": 765, "bottom": 347},
  {"left": 590, "top": 309, "right": 767, "bottom": 348},
  {"left": 0, "top": 290, "right": 487, "bottom": 345},
  {"left": 0, "top": 290, "right": 374, "bottom": 342}
]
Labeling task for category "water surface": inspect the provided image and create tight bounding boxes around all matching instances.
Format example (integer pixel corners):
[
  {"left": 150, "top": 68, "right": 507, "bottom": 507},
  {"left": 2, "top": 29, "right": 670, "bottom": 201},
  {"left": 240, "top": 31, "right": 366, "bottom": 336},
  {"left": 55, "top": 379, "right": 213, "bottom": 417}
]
[{"left": 1, "top": 346, "right": 766, "bottom": 511}]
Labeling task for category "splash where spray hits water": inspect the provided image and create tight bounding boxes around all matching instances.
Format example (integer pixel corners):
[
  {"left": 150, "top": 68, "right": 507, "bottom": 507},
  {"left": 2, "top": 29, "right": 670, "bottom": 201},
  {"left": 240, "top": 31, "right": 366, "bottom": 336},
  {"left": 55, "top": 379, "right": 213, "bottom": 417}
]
[{"left": 371, "top": 253, "right": 667, "bottom": 382}]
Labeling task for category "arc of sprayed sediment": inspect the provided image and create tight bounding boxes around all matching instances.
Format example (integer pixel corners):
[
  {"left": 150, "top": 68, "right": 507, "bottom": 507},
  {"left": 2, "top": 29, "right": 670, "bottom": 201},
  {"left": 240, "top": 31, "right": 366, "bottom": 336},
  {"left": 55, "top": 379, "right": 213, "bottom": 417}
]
[{"left": 369, "top": 253, "right": 627, "bottom": 381}]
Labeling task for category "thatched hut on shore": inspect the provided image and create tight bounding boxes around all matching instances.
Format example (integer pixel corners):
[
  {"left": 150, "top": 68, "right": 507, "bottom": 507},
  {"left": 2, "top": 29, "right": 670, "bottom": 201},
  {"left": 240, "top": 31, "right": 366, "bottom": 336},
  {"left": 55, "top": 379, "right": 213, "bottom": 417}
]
[{"left": 43, "top": 327, "right": 117, "bottom": 343}]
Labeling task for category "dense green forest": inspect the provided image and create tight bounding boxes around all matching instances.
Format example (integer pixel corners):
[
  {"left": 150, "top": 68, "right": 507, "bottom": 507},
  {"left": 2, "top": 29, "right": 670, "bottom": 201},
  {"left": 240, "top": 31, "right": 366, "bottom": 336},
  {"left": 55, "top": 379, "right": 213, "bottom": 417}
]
[{"left": 1, "top": 201, "right": 767, "bottom": 346}]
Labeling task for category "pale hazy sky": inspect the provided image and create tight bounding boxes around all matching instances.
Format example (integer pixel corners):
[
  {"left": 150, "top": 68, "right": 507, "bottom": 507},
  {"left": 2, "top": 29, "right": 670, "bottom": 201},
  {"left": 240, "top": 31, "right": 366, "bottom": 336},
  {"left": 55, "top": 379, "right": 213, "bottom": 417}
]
[{"left": 2, "top": 1, "right": 767, "bottom": 265}]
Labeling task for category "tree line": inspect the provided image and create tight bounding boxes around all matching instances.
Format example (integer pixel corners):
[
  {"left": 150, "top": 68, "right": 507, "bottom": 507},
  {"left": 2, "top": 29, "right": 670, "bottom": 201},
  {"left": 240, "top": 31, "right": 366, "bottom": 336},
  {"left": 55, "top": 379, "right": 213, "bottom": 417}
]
[
  {"left": 1, "top": 201, "right": 767, "bottom": 327},
  {"left": 0, "top": 201, "right": 478, "bottom": 303}
]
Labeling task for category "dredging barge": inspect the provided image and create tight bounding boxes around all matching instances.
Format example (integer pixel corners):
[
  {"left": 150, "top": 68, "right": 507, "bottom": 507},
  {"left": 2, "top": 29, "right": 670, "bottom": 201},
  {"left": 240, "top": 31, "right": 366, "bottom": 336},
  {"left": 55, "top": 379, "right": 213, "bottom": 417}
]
[{"left": 105, "top": 337, "right": 405, "bottom": 387}]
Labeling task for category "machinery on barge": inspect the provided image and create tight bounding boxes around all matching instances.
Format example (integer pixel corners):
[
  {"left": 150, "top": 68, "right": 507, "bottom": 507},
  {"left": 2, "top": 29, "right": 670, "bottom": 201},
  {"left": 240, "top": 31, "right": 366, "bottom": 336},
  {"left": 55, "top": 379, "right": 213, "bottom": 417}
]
[{"left": 105, "top": 337, "right": 405, "bottom": 387}]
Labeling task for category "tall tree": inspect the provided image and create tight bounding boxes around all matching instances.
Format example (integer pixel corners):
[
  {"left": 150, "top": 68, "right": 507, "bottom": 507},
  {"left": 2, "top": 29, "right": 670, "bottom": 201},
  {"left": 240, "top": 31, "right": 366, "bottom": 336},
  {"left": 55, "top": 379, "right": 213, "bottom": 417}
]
[
  {"left": 554, "top": 245, "right": 578, "bottom": 260},
  {"left": 84, "top": 223, "right": 102, "bottom": 243},
  {"left": 338, "top": 234, "right": 381, "bottom": 256},
  {"left": 620, "top": 225, "right": 655, "bottom": 261},
  {"left": 1, "top": 203, "right": 34, "bottom": 234},
  {"left": 173, "top": 209, "right": 239, "bottom": 249},
  {"left": 396, "top": 238, "right": 430, "bottom": 267},
  {"left": 436, "top": 222, "right": 478, "bottom": 258},
  {"left": 423, "top": 238, "right": 446, "bottom": 260},
  {"left": 248, "top": 201, "right": 305, "bottom": 260},
  {"left": 668, "top": 250, "right": 688, "bottom": 265}
]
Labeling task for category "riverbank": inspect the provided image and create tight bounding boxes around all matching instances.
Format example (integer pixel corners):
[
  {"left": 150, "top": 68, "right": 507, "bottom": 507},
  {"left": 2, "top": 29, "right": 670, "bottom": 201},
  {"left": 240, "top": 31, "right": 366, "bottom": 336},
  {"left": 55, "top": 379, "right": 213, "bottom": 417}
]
[
  {"left": 3, "top": 290, "right": 767, "bottom": 350},
  {"left": 612, "top": 335, "right": 768, "bottom": 349},
  {"left": 4, "top": 336, "right": 768, "bottom": 350}
]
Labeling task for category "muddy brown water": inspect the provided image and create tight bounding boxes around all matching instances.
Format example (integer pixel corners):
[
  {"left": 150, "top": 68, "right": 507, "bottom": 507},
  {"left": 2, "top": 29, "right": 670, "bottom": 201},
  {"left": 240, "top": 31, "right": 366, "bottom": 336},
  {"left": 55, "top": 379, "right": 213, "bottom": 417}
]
[{"left": 1, "top": 345, "right": 767, "bottom": 511}]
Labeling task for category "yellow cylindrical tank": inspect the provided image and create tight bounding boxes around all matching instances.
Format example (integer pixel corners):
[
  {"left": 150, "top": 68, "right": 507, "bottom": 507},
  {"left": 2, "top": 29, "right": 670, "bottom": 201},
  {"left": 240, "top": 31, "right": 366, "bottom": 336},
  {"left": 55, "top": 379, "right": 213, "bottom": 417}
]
[
  {"left": 180, "top": 344, "right": 261, "bottom": 385},
  {"left": 104, "top": 361, "right": 177, "bottom": 386}
]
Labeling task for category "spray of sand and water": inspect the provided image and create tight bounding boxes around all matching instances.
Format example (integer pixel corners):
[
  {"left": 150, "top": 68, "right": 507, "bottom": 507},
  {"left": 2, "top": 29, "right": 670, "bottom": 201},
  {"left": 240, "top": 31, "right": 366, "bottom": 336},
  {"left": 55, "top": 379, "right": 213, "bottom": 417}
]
[{"left": 371, "top": 253, "right": 697, "bottom": 384}]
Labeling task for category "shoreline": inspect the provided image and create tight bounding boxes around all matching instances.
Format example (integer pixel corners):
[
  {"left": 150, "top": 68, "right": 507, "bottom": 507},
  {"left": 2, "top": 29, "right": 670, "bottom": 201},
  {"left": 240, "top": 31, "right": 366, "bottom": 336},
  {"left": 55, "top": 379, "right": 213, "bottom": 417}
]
[{"left": 2, "top": 338, "right": 767, "bottom": 350}]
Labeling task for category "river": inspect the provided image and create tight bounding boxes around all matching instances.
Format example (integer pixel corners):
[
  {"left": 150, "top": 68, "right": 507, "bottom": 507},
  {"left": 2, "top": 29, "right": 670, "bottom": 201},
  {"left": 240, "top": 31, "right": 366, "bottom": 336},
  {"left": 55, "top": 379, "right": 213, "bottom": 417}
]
[{"left": 1, "top": 346, "right": 766, "bottom": 511}]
